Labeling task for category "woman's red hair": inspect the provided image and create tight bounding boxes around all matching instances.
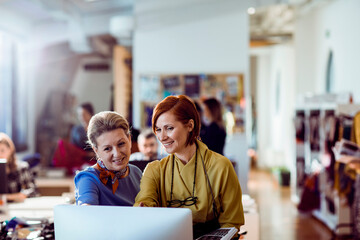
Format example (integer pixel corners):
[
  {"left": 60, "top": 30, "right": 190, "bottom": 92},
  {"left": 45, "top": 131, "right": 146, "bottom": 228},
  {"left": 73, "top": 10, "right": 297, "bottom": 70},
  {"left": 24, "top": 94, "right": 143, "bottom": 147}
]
[{"left": 152, "top": 95, "right": 200, "bottom": 146}]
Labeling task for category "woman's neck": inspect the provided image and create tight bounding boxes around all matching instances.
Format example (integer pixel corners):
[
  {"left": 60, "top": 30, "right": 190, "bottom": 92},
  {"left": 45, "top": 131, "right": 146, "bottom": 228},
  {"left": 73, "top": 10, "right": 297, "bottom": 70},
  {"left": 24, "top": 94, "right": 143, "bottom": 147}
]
[{"left": 175, "top": 143, "right": 197, "bottom": 165}]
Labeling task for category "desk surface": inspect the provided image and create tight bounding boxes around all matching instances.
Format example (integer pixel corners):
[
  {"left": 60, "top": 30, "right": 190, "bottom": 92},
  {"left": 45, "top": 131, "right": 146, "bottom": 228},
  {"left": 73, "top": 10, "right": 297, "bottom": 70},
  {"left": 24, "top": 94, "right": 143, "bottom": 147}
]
[
  {"left": 0, "top": 196, "right": 69, "bottom": 221},
  {"left": 242, "top": 194, "right": 259, "bottom": 240},
  {"left": 35, "top": 177, "right": 75, "bottom": 196},
  {"left": 35, "top": 177, "right": 74, "bottom": 188},
  {"left": 1, "top": 195, "right": 260, "bottom": 240}
]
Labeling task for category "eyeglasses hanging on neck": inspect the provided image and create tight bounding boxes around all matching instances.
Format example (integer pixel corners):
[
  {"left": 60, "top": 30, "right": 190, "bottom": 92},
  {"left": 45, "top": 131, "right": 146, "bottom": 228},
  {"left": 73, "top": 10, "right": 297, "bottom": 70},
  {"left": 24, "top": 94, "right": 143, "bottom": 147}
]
[
  {"left": 167, "top": 196, "right": 198, "bottom": 208},
  {"left": 167, "top": 150, "right": 198, "bottom": 208}
]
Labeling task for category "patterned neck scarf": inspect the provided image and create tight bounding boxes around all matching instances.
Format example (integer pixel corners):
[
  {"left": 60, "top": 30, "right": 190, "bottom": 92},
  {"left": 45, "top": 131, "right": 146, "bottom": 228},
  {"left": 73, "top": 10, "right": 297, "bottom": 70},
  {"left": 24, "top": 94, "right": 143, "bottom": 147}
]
[{"left": 96, "top": 160, "right": 128, "bottom": 194}]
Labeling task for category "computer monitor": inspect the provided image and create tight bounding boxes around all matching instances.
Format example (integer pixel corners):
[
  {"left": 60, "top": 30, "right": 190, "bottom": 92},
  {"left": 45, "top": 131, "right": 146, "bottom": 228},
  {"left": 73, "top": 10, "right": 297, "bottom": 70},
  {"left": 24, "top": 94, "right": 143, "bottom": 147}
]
[
  {"left": 0, "top": 159, "right": 7, "bottom": 194},
  {"left": 54, "top": 205, "right": 193, "bottom": 240}
]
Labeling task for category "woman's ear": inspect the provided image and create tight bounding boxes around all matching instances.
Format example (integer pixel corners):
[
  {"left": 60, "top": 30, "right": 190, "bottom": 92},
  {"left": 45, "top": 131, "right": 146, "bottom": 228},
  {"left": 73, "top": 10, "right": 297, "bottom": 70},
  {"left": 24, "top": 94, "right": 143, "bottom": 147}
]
[
  {"left": 188, "top": 119, "right": 195, "bottom": 132},
  {"left": 92, "top": 146, "right": 98, "bottom": 156}
]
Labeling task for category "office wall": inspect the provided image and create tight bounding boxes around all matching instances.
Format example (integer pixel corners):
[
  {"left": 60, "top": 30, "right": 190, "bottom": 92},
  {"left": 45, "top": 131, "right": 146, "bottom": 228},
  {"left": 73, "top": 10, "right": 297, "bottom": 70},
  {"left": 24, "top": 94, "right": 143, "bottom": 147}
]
[
  {"left": 0, "top": 8, "right": 31, "bottom": 39},
  {"left": 69, "top": 58, "right": 113, "bottom": 115},
  {"left": 251, "top": 45, "right": 295, "bottom": 169},
  {"left": 295, "top": 0, "right": 360, "bottom": 100},
  {"left": 252, "top": 48, "right": 271, "bottom": 168},
  {"left": 133, "top": 8, "right": 250, "bottom": 192}
]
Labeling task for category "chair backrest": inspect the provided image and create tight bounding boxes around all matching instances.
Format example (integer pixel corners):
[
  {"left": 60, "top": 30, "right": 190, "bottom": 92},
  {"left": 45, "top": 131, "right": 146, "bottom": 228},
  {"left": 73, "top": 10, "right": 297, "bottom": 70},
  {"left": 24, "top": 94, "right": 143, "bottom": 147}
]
[{"left": 130, "top": 160, "right": 154, "bottom": 172}]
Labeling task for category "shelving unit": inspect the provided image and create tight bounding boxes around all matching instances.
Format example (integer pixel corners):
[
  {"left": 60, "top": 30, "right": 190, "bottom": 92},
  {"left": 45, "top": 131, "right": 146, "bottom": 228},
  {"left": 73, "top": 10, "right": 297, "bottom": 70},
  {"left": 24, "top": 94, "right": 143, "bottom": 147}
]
[
  {"left": 293, "top": 93, "right": 360, "bottom": 236},
  {"left": 293, "top": 102, "right": 336, "bottom": 204}
]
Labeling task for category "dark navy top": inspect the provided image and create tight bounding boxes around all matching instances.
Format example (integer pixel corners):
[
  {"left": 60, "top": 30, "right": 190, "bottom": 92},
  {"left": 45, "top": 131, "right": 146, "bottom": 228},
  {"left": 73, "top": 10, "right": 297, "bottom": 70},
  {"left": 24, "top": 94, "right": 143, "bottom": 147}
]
[{"left": 201, "top": 123, "right": 226, "bottom": 155}]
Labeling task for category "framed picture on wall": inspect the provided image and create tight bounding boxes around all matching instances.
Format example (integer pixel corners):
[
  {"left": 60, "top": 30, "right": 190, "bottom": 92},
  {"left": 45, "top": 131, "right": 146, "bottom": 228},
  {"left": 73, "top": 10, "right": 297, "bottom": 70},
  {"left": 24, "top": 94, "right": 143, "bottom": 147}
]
[
  {"left": 140, "top": 75, "right": 160, "bottom": 102},
  {"left": 184, "top": 75, "right": 200, "bottom": 98},
  {"left": 161, "top": 75, "right": 182, "bottom": 98}
]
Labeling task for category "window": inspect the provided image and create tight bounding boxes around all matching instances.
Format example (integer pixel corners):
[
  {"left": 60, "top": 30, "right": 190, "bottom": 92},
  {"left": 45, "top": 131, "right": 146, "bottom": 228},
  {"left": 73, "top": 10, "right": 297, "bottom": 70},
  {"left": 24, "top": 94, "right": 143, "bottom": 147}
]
[{"left": 0, "top": 32, "right": 28, "bottom": 152}]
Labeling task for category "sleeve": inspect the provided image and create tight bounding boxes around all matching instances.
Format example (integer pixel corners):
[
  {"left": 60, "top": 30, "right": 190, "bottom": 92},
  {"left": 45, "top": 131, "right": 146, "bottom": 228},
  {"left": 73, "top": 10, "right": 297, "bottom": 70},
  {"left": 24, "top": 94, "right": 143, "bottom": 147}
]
[
  {"left": 19, "top": 162, "right": 39, "bottom": 197},
  {"left": 74, "top": 172, "right": 100, "bottom": 205},
  {"left": 133, "top": 161, "right": 161, "bottom": 207},
  {"left": 217, "top": 160, "right": 245, "bottom": 230}
]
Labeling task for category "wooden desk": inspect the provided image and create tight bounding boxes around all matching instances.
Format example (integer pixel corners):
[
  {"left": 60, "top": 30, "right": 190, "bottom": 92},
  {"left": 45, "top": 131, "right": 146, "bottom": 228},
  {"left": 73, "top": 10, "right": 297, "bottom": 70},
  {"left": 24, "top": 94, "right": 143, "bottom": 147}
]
[{"left": 35, "top": 177, "right": 75, "bottom": 196}]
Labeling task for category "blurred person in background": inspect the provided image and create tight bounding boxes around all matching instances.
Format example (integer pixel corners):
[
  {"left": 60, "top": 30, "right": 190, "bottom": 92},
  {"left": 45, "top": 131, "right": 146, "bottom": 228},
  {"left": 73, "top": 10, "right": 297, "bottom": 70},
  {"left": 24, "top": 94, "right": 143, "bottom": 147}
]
[
  {"left": 0, "top": 132, "right": 38, "bottom": 202},
  {"left": 201, "top": 98, "right": 227, "bottom": 155},
  {"left": 71, "top": 102, "right": 95, "bottom": 152},
  {"left": 130, "top": 128, "right": 167, "bottom": 161},
  {"left": 52, "top": 102, "right": 96, "bottom": 175}
]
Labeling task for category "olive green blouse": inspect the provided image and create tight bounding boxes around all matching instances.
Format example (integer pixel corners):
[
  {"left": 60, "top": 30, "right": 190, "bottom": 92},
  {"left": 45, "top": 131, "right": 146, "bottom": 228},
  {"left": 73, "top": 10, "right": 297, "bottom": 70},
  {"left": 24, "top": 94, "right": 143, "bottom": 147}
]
[{"left": 134, "top": 140, "right": 244, "bottom": 229}]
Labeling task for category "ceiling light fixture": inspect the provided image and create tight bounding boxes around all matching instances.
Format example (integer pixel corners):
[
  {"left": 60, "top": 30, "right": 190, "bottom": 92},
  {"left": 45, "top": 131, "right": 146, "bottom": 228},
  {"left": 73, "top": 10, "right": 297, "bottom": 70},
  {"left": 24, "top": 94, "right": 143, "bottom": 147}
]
[{"left": 248, "top": 7, "right": 256, "bottom": 15}]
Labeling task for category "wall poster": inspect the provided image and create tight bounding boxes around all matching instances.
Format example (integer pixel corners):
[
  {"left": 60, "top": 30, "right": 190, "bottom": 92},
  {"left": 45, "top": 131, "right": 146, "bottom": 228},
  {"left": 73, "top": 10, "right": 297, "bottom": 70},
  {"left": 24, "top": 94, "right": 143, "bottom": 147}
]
[
  {"left": 162, "top": 75, "right": 182, "bottom": 98},
  {"left": 139, "top": 73, "right": 245, "bottom": 132},
  {"left": 184, "top": 75, "right": 200, "bottom": 98},
  {"left": 140, "top": 75, "right": 160, "bottom": 102}
]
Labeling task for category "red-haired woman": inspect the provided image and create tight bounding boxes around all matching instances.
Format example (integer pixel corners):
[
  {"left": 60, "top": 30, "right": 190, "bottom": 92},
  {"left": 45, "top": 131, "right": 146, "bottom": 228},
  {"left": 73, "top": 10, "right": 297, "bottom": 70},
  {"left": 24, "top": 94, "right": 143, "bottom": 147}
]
[{"left": 134, "top": 95, "right": 244, "bottom": 238}]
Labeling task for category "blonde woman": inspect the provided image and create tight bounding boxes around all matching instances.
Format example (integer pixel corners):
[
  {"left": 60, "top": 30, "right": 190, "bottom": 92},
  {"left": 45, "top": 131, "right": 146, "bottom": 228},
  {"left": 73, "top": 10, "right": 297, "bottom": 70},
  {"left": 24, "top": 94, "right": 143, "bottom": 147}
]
[
  {"left": 74, "top": 111, "right": 142, "bottom": 205},
  {"left": 0, "top": 132, "right": 38, "bottom": 202}
]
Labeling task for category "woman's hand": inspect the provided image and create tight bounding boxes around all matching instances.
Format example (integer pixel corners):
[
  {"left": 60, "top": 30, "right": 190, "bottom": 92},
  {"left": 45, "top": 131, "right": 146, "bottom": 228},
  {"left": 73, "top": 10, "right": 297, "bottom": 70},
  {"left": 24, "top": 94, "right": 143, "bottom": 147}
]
[{"left": 6, "top": 192, "right": 27, "bottom": 202}]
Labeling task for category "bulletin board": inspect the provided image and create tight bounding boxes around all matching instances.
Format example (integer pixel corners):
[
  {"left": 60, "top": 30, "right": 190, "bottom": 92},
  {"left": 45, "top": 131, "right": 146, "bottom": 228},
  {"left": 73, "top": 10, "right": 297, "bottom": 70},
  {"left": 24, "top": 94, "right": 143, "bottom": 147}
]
[{"left": 139, "top": 73, "right": 245, "bottom": 133}]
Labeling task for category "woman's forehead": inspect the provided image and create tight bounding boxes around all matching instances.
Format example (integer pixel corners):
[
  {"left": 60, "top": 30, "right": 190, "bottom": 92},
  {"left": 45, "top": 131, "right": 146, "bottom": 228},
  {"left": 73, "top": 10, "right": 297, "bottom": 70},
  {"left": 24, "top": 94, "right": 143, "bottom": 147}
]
[
  {"left": 0, "top": 142, "right": 9, "bottom": 148},
  {"left": 96, "top": 129, "right": 128, "bottom": 144},
  {"left": 156, "top": 112, "right": 178, "bottom": 125}
]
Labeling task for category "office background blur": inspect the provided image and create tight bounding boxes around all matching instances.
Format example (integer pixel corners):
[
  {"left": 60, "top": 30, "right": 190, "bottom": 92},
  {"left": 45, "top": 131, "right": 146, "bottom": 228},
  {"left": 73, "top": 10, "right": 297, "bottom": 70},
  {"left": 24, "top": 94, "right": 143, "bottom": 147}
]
[{"left": 0, "top": 0, "right": 359, "bottom": 238}]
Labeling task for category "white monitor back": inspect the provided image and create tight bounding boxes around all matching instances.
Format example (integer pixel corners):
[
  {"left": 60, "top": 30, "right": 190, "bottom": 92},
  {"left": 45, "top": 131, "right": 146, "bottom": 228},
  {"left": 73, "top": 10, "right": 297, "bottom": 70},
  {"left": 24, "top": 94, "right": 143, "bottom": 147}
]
[{"left": 54, "top": 205, "right": 193, "bottom": 240}]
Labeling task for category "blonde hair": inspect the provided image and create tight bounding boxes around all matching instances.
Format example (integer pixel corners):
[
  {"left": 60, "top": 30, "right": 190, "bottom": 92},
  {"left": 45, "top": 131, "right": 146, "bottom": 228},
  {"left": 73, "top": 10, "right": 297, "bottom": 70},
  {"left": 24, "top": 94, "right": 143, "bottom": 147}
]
[
  {"left": 87, "top": 111, "right": 130, "bottom": 149},
  {"left": 0, "top": 132, "right": 17, "bottom": 172}
]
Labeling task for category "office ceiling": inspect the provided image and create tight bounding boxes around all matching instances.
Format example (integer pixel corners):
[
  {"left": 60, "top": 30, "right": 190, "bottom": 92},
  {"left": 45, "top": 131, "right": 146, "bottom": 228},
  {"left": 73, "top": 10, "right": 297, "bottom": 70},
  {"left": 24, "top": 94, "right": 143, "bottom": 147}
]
[
  {"left": 0, "top": 0, "right": 328, "bottom": 51},
  {"left": 0, "top": 0, "right": 133, "bottom": 20},
  {"left": 249, "top": 4, "right": 295, "bottom": 46}
]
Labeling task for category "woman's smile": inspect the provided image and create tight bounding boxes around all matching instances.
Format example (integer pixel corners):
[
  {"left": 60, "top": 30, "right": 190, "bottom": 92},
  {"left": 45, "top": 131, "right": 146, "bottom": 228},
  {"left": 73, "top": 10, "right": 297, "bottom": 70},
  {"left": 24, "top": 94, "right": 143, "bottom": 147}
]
[
  {"left": 162, "top": 141, "right": 174, "bottom": 147},
  {"left": 112, "top": 157, "right": 124, "bottom": 163}
]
